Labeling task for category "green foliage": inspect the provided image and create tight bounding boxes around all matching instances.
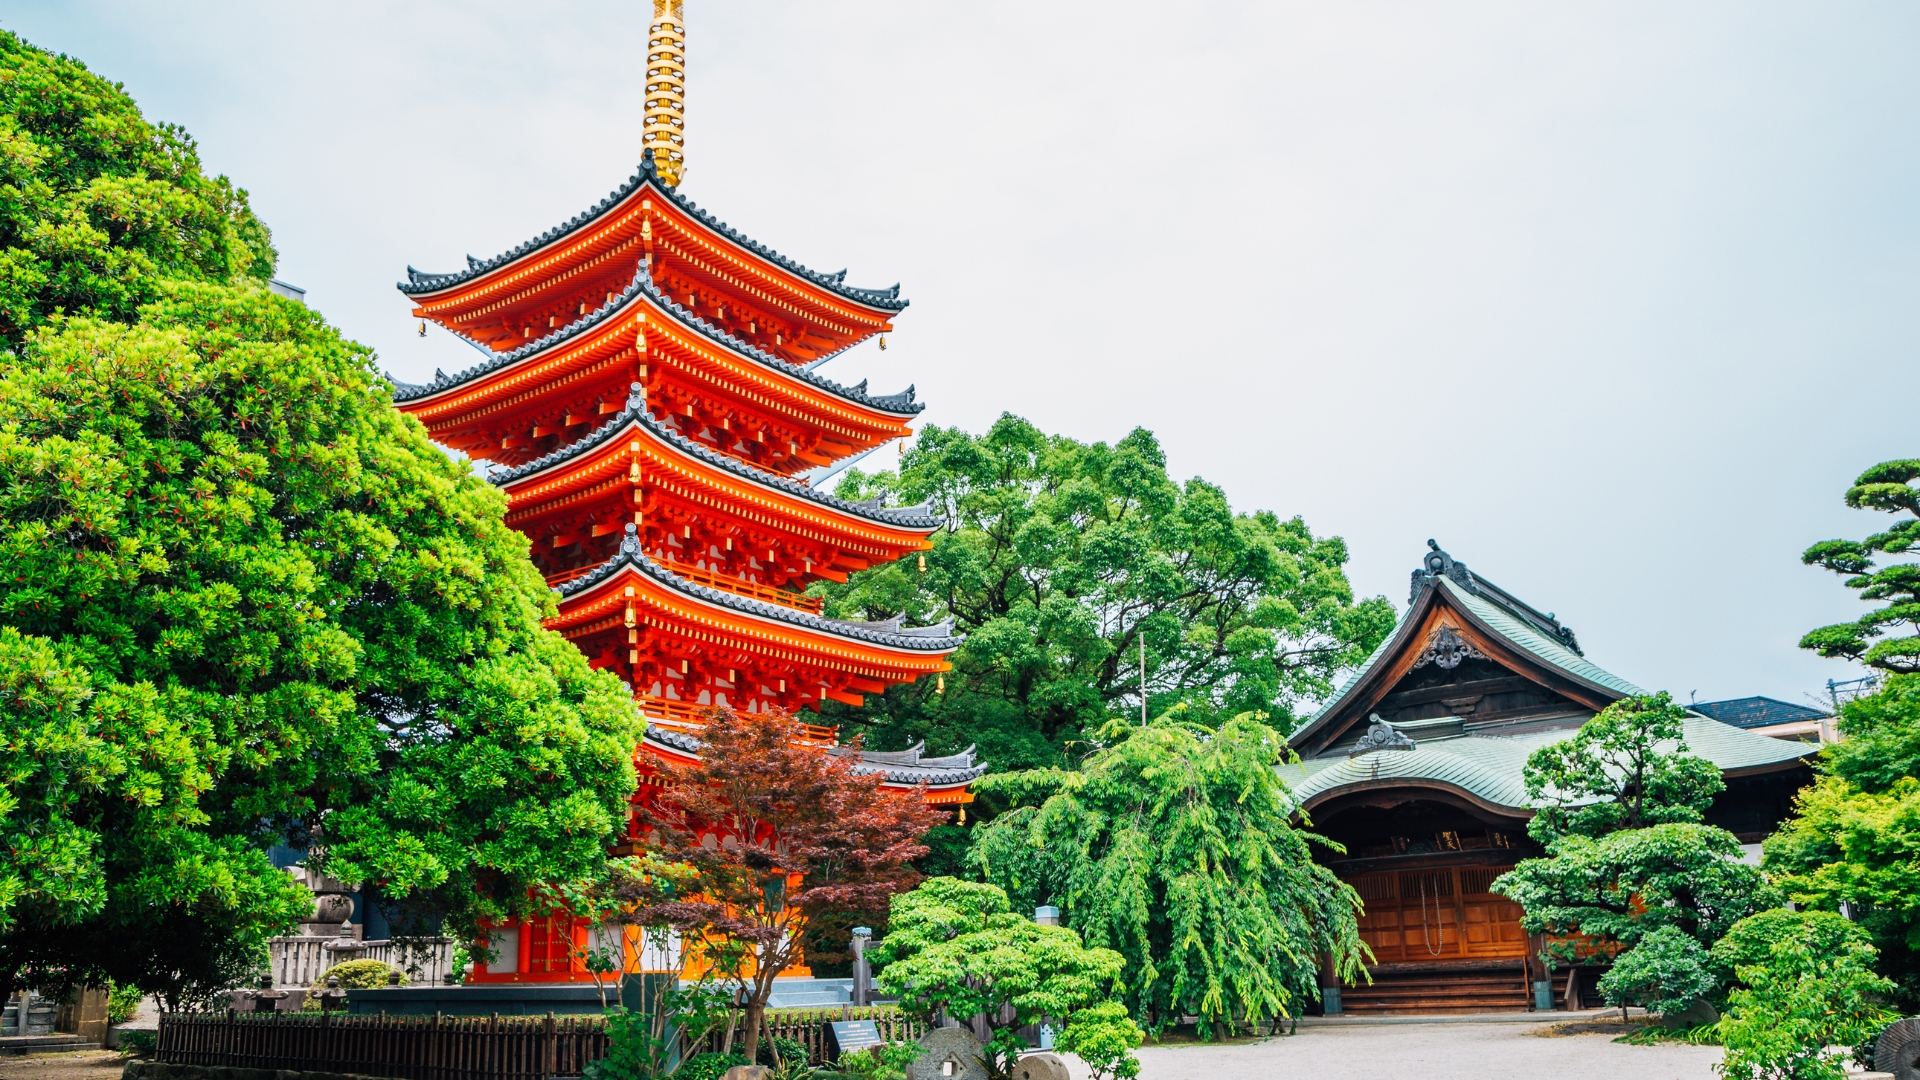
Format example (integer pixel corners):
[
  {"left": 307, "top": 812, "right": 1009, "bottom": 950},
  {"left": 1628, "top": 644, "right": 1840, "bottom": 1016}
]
[
  {"left": 758, "top": 1035, "right": 808, "bottom": 1067},
  {"left": 836, "top": 1042, "right": 920, "bottom": 1080},
  {"left": 117, "top": 1028, "right": 156, "bottom": 1054},
  {"left": 1717, "top": 935, "right": 1894, "bottom": 1080},
  {"left": 581, "top": 1007, "right": 657, "bottom": 1080},
  {"left": 1494, "top": 824, "right": 1775, "bottom": 952},
  {"left": 1597, "top": 925, "right": 1717, "bottom": 1017},
  {"left": 106, "top": 982, "right": 143, "bottom": 1026},
  {"left": 1816, "top": 674, "right": 1920, "bottom": 793},
  {"left": 1764, "top": 775, "right": 1920, "bottom": 999},
  {"left": 582, "top": 977, "right": 737, "bottom": 1080},
  {"left": 313, "top": 959, "right": 405, "bottom": 992},
  {"left": 872, "top": 878, "right": 1125, "bottom": 1076},
  {"left": 1522, "top": 693, "right": 1724, "bottom": 843},
  {"left": 1763, "top": 676, "right": 1920, "bottom": 1007},
  {"left": 818, "top": 416, "right": 1393, "bottom": 767},
  {"left": 674, "top": 1052, "right": 748, "bottom": 1080},
  {"left": 0, "top": 32, "right": 275, "bottom": 346},
  {"left": 968, "top": 712, "right": 1367, "bottom": 1032},
  {"left": 1799, "top": 460, "right": 1920, "bottom": 674},
  {"left": 1500, "top": 699, "right": 1766, "bottom": 961},
  {"left": 1710, "top": 910, "right": 1871, "bottom": 992},
  {"left": 0, "top": 281, "right": 641, "bottom": 1003},
  {"left": 1058, "top": 1001, "right": 1142, "bottom": 1080},
  {"left": 300, "top": 959, "right": 405, "bottom": 1011}
]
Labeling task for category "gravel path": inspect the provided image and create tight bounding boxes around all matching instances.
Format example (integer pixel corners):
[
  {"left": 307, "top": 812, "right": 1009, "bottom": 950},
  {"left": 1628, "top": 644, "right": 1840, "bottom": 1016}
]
[
  {"left": 1124, "top": 1021, "right": 1722, "bottom": 1080},
  {"left": 0, "top": 1050, "right": 125, "bottom": 1080}
]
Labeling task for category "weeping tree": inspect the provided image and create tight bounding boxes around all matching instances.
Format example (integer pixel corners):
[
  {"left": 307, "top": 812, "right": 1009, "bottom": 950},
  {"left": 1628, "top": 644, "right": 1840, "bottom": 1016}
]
[{"left": 967, "top": 711, "right": 1368, "bottom": 1034}]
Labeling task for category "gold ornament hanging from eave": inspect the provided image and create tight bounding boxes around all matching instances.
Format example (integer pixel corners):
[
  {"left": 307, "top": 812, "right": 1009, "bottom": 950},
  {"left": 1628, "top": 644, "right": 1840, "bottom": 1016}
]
[{"left": 645, "top": 0, "right": 687, "bottom": 187}]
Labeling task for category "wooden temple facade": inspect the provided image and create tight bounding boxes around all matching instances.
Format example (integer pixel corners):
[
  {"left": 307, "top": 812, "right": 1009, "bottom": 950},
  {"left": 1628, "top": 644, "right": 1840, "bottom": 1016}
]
[
  {"left": 1285, "top": 543, "right": 1815, "bottom": 1013},
  {"left": 391, "top": 7, "right": 978, "bottom": 982}
]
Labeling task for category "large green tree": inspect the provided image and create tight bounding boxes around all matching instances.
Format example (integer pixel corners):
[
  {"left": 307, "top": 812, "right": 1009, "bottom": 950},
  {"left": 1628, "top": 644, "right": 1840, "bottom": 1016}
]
[
  {"left": 0, "top": 31, "right": 275, "bottom": 345},
  {"left": 967, "top": 711, "right": 1369, "bottom": 1033},
  {"left": 1800, "top": 459, "right": 1920, "bottom": 674},
  {"left": 1763, "top": 460, "right": 1920, "bottom": 1009},
  {"left": 1495, "top": 696, "right": 1768, "bottom": 964},
  {"left": 0, "top": 281, "right": 641, "bottom": 1005},
  {"left": 820, "top": 415, "right": 1394, "bottom": 769}
]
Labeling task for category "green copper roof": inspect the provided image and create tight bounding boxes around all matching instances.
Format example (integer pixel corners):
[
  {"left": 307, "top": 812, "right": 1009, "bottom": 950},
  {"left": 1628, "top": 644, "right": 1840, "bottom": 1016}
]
[
  {"left": 1437, "top": 577, "right": 1646, "bottom": 699},
  {"left": 1284, "top": 715, "right": 1812, "bottom": 815}
]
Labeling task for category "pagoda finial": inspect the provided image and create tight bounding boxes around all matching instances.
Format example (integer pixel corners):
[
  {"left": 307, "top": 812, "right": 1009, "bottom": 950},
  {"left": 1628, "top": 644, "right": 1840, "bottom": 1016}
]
[{"left": 645, "top": 0, "right": 687, "bottom": 187}]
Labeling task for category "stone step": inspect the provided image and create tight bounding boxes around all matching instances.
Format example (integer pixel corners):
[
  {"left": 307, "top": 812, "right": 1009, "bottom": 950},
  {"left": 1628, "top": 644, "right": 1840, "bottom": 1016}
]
[
  {"left": 0, "top": 1034, "right": 102, "bottom": 1056},
  {"left": 765, "top": 991, "right": 850, "bottom": 1008}
]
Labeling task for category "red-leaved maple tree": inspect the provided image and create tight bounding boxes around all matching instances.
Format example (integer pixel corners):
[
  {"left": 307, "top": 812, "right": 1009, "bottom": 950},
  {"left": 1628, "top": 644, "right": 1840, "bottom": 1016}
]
[{"left": 622, "top": 707, "right": 942, "bottom": 1061}]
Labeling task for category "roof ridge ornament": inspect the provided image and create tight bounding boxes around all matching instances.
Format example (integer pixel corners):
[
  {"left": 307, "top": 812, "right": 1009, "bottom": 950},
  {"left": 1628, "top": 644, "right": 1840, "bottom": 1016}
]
[
  {"left": 1408, "top": 539, "right": 1477, "bottom": 604},
  {"left": 1412, "top": 625, "right": 1487, "bottom": 671},
  {"left": 1347, "top": 715, "right": 1417, "bottom": 758}
]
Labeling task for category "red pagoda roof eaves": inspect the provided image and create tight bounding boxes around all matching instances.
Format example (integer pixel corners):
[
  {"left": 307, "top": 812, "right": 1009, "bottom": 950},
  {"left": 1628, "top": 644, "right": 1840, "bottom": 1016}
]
[
  {"left": 388, "top": 267, "right": 922, "bottom": 417},
  {"left": 643, "top": 724, "right": 986, "bottom": 787},
  {"left": 396, "top": 150, "right": 908, "bottom": 314},
  {"left": 559, "top": 527, "right": 961, "bottom": 653},
  {"left": 492, "top": 386, "right": 940, "bottom": 530}
]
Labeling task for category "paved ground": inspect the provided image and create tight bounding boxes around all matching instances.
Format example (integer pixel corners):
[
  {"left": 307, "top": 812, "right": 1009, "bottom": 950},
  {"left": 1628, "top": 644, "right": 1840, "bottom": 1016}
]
[
  {"left": 0, "top": 1019, "right": 1724, "bottom": 1080},
  {"left": 1121, "top": 1018, "right": 1722, "bottom": 1080},
  {"left": 0, "top": 1051, "right": 124, "bottom": 1080}
]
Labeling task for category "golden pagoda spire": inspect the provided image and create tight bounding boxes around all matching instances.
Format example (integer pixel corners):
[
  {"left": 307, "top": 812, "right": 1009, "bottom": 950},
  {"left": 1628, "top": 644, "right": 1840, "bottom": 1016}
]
[{"left": 645, "top": 0, "right": 687, "bottom": 187}]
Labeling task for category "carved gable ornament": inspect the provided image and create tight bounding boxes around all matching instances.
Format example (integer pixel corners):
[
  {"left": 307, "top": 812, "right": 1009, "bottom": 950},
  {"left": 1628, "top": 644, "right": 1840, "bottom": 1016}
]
[
  {"left": 1412, "top": 625, "right": 1486, "bottom": 671},
  {"left": 1347, "top": 715, "right": 1416, "bottom": 758}
]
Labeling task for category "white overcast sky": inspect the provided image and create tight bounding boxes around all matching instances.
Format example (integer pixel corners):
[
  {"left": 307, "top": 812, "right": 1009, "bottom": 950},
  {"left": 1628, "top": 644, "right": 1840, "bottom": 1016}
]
[{"left": 10, "top": 1, "right": 1918, "bottom": 709}]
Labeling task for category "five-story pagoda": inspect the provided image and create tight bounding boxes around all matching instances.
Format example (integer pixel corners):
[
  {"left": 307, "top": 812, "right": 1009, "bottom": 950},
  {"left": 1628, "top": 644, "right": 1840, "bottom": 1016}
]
[{"left": 390, "top": 2, "right": 967, "bottom": 799}]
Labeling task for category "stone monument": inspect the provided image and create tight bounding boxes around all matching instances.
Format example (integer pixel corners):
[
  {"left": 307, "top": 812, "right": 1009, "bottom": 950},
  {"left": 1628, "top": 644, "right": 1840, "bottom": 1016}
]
[
  {"left": 1009, "top": 1053, "right": 1070, "bottom": 1080},
  {"left": 907, "top": 1027, "right": 988, "bottom": 1080}
]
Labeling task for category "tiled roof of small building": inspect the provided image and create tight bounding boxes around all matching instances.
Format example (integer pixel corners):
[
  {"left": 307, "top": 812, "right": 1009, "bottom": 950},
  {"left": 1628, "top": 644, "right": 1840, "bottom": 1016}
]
[
  {"left": 642, "top": 725, "right": 984, "bottom": 785},
  {"left": 387, "top": 267, "right": 922, "bottom": 416},
  {"left": 557, "top": 525, "right": 959, "bottom": 652},
  {"left": 487, "top": 384, "right": 938, "bottom": 529},
  {"left": 398, "top": 150, "right": 908, "bottom": 312},
  {"left": 1689, "top": 696, "right": 1831, "bottom": 729}
]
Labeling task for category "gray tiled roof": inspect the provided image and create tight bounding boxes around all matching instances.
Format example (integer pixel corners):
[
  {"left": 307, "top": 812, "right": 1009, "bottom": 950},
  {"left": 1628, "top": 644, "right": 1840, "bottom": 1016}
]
[
  {"left": 557, "top": 525, "right": 960, "bottom": 652},
  {"left": 1691, "top": 696, "right": 1830, "bottom": 729},
  {"left": 642, "top": 725, "right": 984, "bottom": 785},
  {"left": 387, "top": 267, "right": 922, "bottom": 417},
  {"left": 488, "top": 384, "right": 938, "bottom": 529},
  {"left": 397, "top": 150, "right": 907, "bottom": 312}
]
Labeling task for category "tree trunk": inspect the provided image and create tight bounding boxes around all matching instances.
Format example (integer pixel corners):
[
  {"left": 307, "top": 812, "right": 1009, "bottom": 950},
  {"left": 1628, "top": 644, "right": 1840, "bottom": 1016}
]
[{"left": 740, "top": 998, "right": 765, "bottom": 1064}]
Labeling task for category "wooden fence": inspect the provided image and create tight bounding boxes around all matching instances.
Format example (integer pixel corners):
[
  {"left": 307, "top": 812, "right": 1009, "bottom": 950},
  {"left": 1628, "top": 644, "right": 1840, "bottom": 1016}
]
[
  {"left": 757, "top": 1007, "right": 925, "bottom": 1065},
  {"left": 157, "top": 1011, "right": 608, "bottom": 1080},
  {"left": 157, "top": 1005, "right": 922, "bottom": 1077}
]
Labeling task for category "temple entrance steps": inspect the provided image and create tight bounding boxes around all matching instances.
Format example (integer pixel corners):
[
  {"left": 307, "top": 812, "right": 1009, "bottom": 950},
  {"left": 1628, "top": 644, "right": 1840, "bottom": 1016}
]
[
  {"left": 1340, "top": 960, "right": 1530, "bottom": 1014},
  {"left": 763, "top": 977, "right": 854, "bottom": 1008}
]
